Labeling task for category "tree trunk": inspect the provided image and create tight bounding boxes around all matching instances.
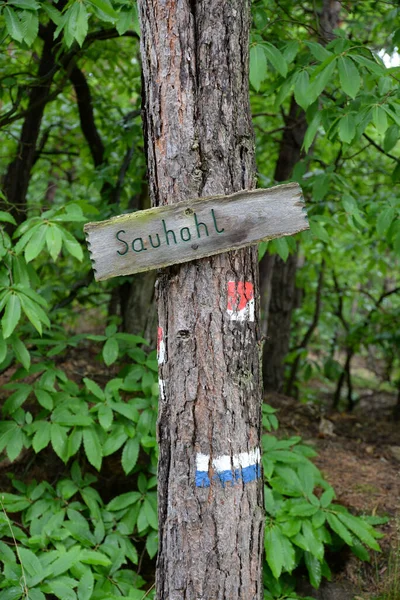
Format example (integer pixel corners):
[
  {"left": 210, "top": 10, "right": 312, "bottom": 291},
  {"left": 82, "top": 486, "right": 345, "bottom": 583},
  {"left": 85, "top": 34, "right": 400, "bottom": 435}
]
[
  {"left": 262, "top": 95, "right": 306, "bottom": 393},
  {"left": 137, "top": 1, "right": 264, "bottom": 598},
  {"left": 2, "top": 28, "right": 56, "bottom": 225},
  {"left": 263, "top": 253, "right": 299, "bottom": 392},
  {"left": 261, "top": 0, "right": 340, "bottom": 393}
]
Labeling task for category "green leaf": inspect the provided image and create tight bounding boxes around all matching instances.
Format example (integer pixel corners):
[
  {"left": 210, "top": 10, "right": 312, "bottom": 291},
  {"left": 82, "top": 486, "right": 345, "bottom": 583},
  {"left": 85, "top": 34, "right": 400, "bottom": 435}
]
[
  {"left": 326, "top": 512, "right": 353, "bottom": 546},
  {"left": 376, "top": 207, "right": 395, "bottom": 236},
  {"left": 289, "top": 503, "right": 318, "bottom": 517},
  {"left": 2, "top": 294, "right": 21, "bottom": 338},
  {"left": 98, "top": 404, "right": 113, "bottom": 430},
  {"left": 336, "top": 513, "right": 381, "bottom": 551},
  {"left": 351, "top": 539, "right": 370, "bottom": 562},
  {"left": 0, "top": 334, "right": 7, "bottom": 363},
  {"left": 4, "top": 7, "right": 23, "bottom": 42},
  {"left": 49, "top": 547, "right": 81, "bottom": 577},
  {"left": 305, "top": 41, "right": 332, "bottom": 61},
  {"left": 265, "top": 527, "right": 284, "bottom": 579},
  {"left": 25, "top": 224, "right": 47, "bottom": 262},
  {"left": 102, "top": 424, "right": 128, "bottom": 455},
  {"left": 9, "top": 0, "right": 40, "bottom": 8},
  {"left": 351, "top": 53, "right": 384, "bottom": 75},
  {"left": 309, "top": 220, "right": 329, "bottom": 244},
  {"left": 294, "top": 70, "right": 311, "bottom": 110},
  {"left": 146, "top": 530, "right": 158, "bottom": 559},
  {"left": 83, "top": 427, "right": 102, "bottom": 470},
  {"left": 103, "top": 337, "right": 119, "bottom": 365},
  {"left": 47, "top": 583, "right": 76, "bottom": 600},
  {"left": 12, "top": 337, "right": 30, "bottom": 370},
  {"left": 272, "top": 237, "right": 289, "bottom": 261},
  {"left": 79, "top": 549, "right": 111, "bottom": 566},
  {"left": 75, "top": 2, "right": 88, "bottom": 46},
  {"left": 35, "top": 388, "right": 53, "bottom": 410},
  {"left": 107, "top": 491, "right": 141, "bottom": 511},
  {"left": 303, "top": 112, "right": 321, "bottom": 153},
  {"left": 6, "top": 428, "right": 24, "bottom": 461},
  {"left": 143, "top": 497, "right": 158, "bottom": 529},
  {"left": 304, "top": 551, "right": 322, "bottom": 589},
  {"left": 320, "top": 487, "right": 335, "bottom": 508},
  {"left": 20, "top": 293, "right": 50, "bottom": 334},
  {"left": 42, "top": 2, "right": 62, "bottom": 25},
  {"left": 262, "top": 42, "right": 287, "bottom": 77},
  {"left": 83, "top": 377, "right": 105, "bottom": 400},
  {"left": 51, "top": 423, "right": 69, "bottom": 462},
  {"left": 309, "top": 58, "right": 337, "bottom": 101},
  {"left": 62, "top": 231, "right": 83, "bottom": 261},
  {"left": 302, "top": 521, "right": 324, "bottom": 561},
  {"left": 373, "top": 105, "right": 388, "bottom": 135},
  {"left": 32, "top": 421, "right": 51, "bottom": 452},
  {"left": 46, "top": 225, "right": 63, "bottom": 261},
  {"left": 116, "top": 7, "right": 135, "bottom": 35},
  {"left": 338, "top": 114, "right": 356, "bottom": 144},
  {"left": 283, "top": 40, "right": 299, "bottom": 64},
  {"left": 78, "top": 569, "right": 94, "bottom": 600},
  {"left": 87, "top": 0, "right": 118, "bottom": 19},
  {"left": 0, "top": 211, "right": 17, "bottom": 225},
  {"left": 250, "top": 45, "right": 267, "bottom": 91},
  {"left": 384, "top": 124, "right": 399, "bottom": 152},
  {"left": 20, "top": 9, "right": 39, "bottom": 45},
  {"left": 338, "top": 56, "right": 361, "bottom": 99},
  {"left": 121, "top": 436, "right": 140, "bottom": 474},
  {"left": 18, "top": 547, "right": 43, "bottom": 579},
  {"left": 3, "top": 383, "right": 31, "bottom": 415}
]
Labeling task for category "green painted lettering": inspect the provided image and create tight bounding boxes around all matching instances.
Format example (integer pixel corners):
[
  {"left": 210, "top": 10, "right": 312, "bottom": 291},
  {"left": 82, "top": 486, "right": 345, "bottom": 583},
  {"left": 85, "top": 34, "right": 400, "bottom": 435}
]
[
  {"left": 180, "top": 227, "right": 191, "bottom": 242},
  {"left": 211, "top": 209, "right": 224, "bottom": 234},
  {"left": 149, "top": 233, "right": 161, "bottom": 248},
  {"left": 162, "top": 220, "right": 177, "bottom": 245},
  {"left": 194, "top": 213, "right": 209, "bottom": 238},
  {"left": 132, "top": 237, "right": 146, "bottom": 252},
  {"left": 116, "top": 230, "right": 129, "bottom": 256}
]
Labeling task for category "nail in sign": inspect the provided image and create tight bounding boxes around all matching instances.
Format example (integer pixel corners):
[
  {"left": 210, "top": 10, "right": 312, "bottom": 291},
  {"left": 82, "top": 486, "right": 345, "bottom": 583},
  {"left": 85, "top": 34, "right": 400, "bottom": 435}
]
[{"left": 84, "top": 183, "right": 308, "bottom": 281}]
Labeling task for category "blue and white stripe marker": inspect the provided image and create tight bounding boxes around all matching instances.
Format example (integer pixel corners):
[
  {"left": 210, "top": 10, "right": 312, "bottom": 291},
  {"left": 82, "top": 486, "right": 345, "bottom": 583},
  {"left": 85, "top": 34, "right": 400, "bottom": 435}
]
[{"left": 195, "top": 448, "right": 261, "bottom": 487}]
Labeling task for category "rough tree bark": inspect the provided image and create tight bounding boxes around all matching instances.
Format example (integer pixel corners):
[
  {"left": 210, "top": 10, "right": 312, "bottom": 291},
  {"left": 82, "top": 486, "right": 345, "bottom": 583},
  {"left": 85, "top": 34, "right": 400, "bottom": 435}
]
[{"left": 137, "top": 0, "right": 264, "bottom": 598}]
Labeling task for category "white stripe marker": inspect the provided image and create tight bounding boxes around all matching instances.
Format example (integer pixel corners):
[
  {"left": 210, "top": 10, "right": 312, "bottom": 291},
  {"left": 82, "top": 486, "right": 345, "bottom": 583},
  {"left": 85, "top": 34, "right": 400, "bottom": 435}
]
[{"left": 195, "top": 447, "right": 261, "bottom": 487}]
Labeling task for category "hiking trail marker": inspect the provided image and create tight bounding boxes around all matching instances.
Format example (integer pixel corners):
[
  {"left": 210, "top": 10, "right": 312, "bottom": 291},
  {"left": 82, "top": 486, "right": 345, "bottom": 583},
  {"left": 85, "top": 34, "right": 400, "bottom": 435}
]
[{"left": 84, "top": 182, "right": 308, "bottom": 281}]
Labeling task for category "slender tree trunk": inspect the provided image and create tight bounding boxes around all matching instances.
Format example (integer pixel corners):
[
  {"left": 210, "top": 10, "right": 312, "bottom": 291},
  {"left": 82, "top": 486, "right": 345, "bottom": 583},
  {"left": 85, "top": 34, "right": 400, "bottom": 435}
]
[
  {"left": 261, "top": 97, "right": 307, "bottom": 393},
  {"left": 261, "top": 0, "right": 340, "bottom": 393},
  {"left": 137, "top": 1, "right": 264, "bottom": 598},
  {"left": 2, "top": 28, "right": 56, "bottom": 225},
  {"left": 285, "top": 259, "right": 325, "bottom": 397}
]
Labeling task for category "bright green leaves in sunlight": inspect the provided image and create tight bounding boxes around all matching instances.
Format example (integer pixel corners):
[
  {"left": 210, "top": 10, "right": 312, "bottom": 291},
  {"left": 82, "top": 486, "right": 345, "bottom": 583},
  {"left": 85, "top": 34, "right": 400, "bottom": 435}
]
[
  {"left": 14, "top": 203, "right": 85, "bottom": 263},
  {"left": 1, "top": 0, "right": 140, "bottom": 48},
  {"left": 250, "top": 42, "right": 287, "bottom": 91},
  {"left": 0, "top": 287, "right": 50, "bottom": 338}
]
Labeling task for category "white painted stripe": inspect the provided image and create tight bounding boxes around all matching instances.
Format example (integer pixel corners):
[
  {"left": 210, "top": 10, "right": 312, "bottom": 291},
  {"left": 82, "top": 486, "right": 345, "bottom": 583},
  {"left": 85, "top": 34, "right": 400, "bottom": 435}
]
[
  {"left": 158, "top": 339, "right": 166, "bottom": 365},
  {"left": 227, "top": 299, "right": 255, "bottom": 322},
  {"left": 196, "top": 448, "right": 261, "bottom": 473},
  {"left": 196, "top": 453, "right": 210, "bottom": 472}
]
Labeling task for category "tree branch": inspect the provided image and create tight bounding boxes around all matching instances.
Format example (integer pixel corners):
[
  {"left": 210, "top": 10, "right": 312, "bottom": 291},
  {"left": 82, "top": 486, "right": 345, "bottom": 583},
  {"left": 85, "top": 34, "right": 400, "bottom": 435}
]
[{"left": 69, "top": 62, "right": 105, "bottom": 167}]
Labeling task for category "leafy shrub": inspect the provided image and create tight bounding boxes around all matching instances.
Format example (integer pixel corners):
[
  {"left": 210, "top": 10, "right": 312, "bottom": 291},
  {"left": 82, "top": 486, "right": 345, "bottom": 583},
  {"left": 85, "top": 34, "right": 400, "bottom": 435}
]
[{"left": 0, "top": 360, "right": 385, "bottom": 600}]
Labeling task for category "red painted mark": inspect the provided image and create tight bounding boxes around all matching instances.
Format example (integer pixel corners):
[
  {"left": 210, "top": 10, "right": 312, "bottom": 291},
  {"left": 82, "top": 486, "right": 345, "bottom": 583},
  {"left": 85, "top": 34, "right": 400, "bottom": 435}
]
[
  {"left": 157, "top": 326, "right": 166, "bottom": 364},
  {"left": 227, "top": 281, "right": 255, "bottom": 322}
]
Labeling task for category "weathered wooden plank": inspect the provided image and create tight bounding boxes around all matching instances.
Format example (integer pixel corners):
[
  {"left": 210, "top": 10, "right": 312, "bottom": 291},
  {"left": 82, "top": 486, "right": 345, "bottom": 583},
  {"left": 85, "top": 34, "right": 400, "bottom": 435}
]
[{"left": 84, "top": 182, "right": 308, "bottom": 281}]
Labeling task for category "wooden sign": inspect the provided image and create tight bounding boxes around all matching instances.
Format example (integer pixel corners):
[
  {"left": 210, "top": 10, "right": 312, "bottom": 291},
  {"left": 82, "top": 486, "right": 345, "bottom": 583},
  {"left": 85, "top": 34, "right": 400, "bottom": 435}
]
[{"left": 84, "top": 182, "right": 308, "bottom": 281}]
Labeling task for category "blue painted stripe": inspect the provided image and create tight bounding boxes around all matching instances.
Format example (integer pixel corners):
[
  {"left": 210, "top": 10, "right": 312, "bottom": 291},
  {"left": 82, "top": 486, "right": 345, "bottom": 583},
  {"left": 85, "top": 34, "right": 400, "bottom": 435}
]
[{"left": 195, "top": 464, "right": 261, "bottom": 488}]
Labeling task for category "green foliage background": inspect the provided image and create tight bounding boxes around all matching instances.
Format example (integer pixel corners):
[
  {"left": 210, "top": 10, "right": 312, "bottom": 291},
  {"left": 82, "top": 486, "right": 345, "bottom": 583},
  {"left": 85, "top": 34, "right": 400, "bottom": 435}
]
[{"left": 0, "top": 0, "right": 398, "bottom": 598}]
